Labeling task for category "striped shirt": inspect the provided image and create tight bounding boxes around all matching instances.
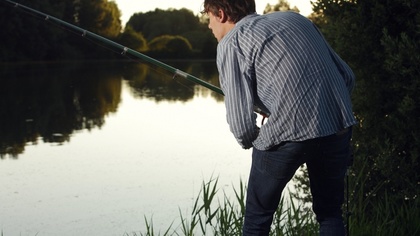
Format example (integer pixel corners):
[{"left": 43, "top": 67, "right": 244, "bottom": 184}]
[{"left": 216, "top": 12, "right": 357, "bottom": 150}]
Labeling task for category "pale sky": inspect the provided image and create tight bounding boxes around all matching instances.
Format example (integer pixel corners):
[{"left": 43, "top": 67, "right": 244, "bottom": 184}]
[{"left": 114, "top": 0, "right": 313, "bottom": 25}]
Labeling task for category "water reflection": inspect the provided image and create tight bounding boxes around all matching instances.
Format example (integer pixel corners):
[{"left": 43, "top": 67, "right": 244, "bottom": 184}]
[
  {"left": 0, "top": 61, "right": 221, "bottom": 158},
  {"left": 123, "top": 61, "right": 222, "bottom": 102}
]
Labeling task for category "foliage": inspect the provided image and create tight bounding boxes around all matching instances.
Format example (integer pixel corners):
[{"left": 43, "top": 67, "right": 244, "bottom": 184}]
[
  {"left": 0, "top": 0, "right": 78, "bottom": 61},
  {"left": 348, "top": 160, "right": 420, "bottom": 235},
  {"left": 118, "top": 26, "right": 148, "bottom": 52},
  {"left": 71, "top": 0, "right": 122, "bottom": 59},
  {"left": 126, "top": 8, "right": 217, "bottom": 58},
  {"left": 126, "top": 8, "right": 201, "bottom": 41},
  {"left": 0, "top": 1, "right": 216, "bottom": 60},
  {"left": 148, "top": 35, "right": 193, "bottom": 58},
  {"left": 124, "top": 173, "right": 418, "bottom": 235},
  {"left": 263, "top": 0, "right": 300, "bottom": 14},
  {"left": 75, "top": 0, "right": 122, "bottom": 38},
  {"left": 316, "top": 0, "right": 419, "bottom": 201},
  {"left": 0, "top": 0, "right": 123, "bottom": 61}
]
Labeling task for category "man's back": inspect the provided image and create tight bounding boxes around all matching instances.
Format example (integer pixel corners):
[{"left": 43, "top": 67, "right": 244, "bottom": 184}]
[{"left": 217, "top": 12, "right": 357, "bottom": 150}]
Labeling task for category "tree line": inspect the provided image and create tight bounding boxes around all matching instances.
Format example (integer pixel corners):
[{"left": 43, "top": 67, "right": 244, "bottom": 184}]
[
  {"left": 0, "top": 0, "right": 217, "bottom": 61},
  {"left": 0, "top": 0, "right": 306, "bottom": 62}
]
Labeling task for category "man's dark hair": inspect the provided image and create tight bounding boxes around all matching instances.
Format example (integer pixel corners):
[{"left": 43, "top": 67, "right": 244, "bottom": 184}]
[{"left": 201, "top": 0, "right": 256, "bottom": 23}]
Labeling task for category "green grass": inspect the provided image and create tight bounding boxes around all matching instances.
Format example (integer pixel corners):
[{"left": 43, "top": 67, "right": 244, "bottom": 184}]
[
  {"left": 125, "top": 177, "right": 318, "bottom": 236},
  {"left": 347, "top": 161, "right": 420, "bottom": 235},
  {"left": 125, "top": 171, "right": 420, "bottom": 236}
]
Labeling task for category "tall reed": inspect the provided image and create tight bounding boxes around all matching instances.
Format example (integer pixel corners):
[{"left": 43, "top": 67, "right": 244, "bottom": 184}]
[{"left": 126, "top": 177, "right": 318, "bottom": 236}]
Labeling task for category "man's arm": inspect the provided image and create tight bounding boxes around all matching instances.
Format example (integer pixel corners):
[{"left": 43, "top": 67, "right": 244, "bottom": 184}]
[{"left": 217, "top": 44, "right": 259, "bottom": 149}]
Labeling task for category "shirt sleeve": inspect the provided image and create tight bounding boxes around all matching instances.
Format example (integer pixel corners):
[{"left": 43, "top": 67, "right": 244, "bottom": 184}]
[
  {"left": 312, "top": 23, "right": 356, "bottom": 94},
  {"left": 217, "top": 43, "right": 259, "bottom": 149},
  {"left": 329, "top": 50, "right": 356, "bottom": 94}
]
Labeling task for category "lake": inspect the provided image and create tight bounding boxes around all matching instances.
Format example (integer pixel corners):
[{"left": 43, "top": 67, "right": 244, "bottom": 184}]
[{"left": 0, "top": 61, "right": 274, "bottom": 235}]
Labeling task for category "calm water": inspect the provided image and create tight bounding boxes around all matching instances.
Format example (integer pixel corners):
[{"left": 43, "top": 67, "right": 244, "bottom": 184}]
[{"left": 0, "top": 61, "right": 270, "bottom": 235}]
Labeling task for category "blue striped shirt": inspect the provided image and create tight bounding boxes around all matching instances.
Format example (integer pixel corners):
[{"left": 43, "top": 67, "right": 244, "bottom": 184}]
[{"left": 216, "top": 12, "right": 357, "bottom": 150}]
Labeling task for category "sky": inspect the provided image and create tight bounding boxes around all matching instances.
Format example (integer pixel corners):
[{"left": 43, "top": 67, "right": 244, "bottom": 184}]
[{"left": 114, "top": 0, "right": 313, "bottom": 25}]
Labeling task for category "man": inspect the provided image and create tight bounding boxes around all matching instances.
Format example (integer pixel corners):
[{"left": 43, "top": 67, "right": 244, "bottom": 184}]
[{"left": 201, "top": 0, "right": 357, "bottom": 235}]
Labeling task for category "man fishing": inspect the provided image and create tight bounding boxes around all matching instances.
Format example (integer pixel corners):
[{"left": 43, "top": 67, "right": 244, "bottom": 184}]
[{"left": 201, "top": 0, "right": 357, "bottom": 235}]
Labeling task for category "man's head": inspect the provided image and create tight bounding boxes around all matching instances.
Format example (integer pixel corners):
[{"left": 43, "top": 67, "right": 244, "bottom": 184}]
[
  {"left": 202, "top": 0, "right": 256, "bottom": 42},
  {"left": 201, "top": 0, "right": 256, "bottom": 23}
]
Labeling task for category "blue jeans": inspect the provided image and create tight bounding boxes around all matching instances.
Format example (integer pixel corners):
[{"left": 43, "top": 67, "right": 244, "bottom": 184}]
[{"left": 243, "top": 128, "right": 352, "bottom": 236}]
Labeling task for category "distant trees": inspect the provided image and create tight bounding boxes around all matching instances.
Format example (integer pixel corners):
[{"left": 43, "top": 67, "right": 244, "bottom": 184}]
[
  {"left": 0, "top": 1, "right": 216, "bottom": 61},
  {"left": 127, "top": 8, "right": 201, "bottom": 41},
  {"left": 148, "top": 35, "right": 193, "bottom": 58},
  {"left": 75, "top": 0, "right": 122, "bottom": 38},
  {"left": 125, "top": 8, "right": 216, "bottom": 58},
  {"left": 72, "top": 0, "right": 122, "bottom": 59},
  {"left": 263, "top": 0, "right": 300, "bottom": 14},
  {"left": 118, "top": 26, "right": 148, "bottom": 52}
]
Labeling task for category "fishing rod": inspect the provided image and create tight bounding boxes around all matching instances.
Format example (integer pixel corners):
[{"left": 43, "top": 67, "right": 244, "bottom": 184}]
[
  {"left": 2, "top": 0, "right": 222, "bottom": 92},
  {"left": 1, "top": 0, "right": 269, "bottom": 117}
]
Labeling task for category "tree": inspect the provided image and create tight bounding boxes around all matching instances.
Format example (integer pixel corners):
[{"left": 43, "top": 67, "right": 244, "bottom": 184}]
[
  {"left": 127, "top": 8, "right": 200, "bottom": 41},
  {"left": 263, "top": 0, "right": 300, "bottom": 14},
  {"left": 307, "top": 0, "right": 420, "bottom": 233},
  {"left": 148, "top": 35, "right": 193, "bottom": 58},
  {"left": 126, "top": 8, "right": 216, "bottom": 58},
  {"left": 75, "top": 0, "right": 121, "bottom": 38},
  {"left": 69, "top": 0, "right": 123, "bottom": 59},
  {"left": 118, "top": 26, "right": 148, "bottom": 52},
  {"left": 0, "top": 0, "right": 79, "bottom": 61},
  {"left": 0, "top": 0, "right": 123, "bottom": 61}
]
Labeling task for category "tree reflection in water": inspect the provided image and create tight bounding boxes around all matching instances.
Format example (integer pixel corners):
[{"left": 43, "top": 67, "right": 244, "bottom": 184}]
[{"left": 0, "top": 60, "right": 221, "bottom": 158}]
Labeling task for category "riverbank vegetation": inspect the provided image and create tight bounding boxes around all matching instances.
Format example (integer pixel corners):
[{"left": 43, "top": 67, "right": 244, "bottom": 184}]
[
  {"left": 125, "top": 176, "right": 418, "bottom": 235},
  {"left": 125, "top": 178, "right": 319, "bottom": 236}
]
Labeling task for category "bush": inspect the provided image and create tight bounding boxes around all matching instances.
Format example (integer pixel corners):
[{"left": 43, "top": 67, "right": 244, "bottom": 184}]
[{"left": 147, "top": 35, "right": 193, "bottom": 59}]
